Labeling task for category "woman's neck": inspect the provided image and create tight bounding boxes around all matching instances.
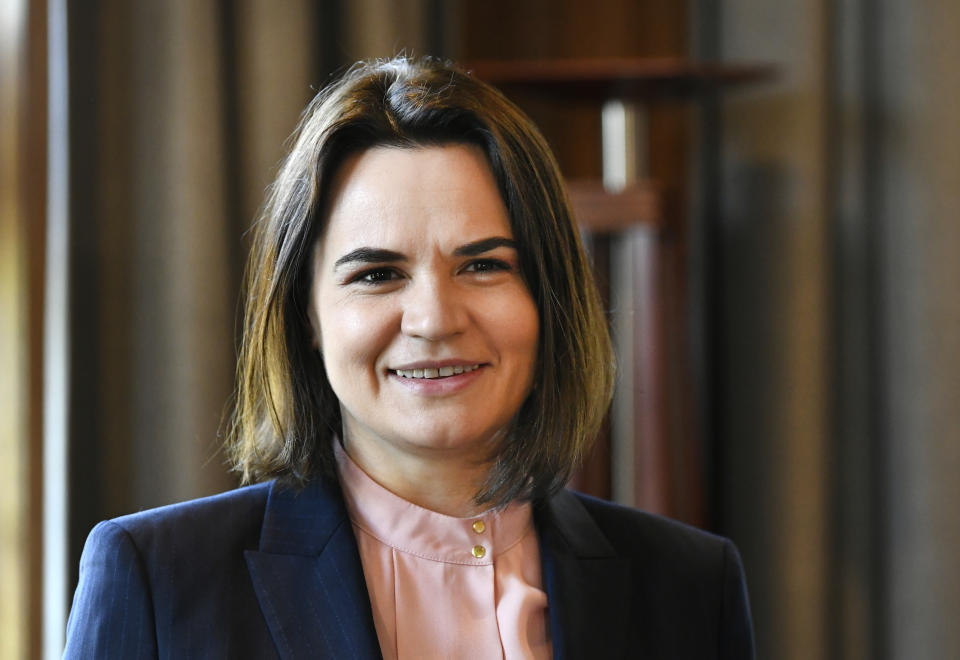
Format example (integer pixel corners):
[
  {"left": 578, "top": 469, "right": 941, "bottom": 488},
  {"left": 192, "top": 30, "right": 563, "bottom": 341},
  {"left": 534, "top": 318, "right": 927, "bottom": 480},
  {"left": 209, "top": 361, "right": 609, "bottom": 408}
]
[{"left": 340, "top": 434, "right": 493, "bottom": 518}]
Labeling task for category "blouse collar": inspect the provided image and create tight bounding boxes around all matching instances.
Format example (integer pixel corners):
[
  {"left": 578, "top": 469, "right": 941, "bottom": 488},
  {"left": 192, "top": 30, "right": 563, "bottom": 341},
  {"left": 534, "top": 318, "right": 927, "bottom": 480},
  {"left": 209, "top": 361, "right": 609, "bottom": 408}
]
[{"left": 334, "top": 440, "right": 533, "bottom": 566}]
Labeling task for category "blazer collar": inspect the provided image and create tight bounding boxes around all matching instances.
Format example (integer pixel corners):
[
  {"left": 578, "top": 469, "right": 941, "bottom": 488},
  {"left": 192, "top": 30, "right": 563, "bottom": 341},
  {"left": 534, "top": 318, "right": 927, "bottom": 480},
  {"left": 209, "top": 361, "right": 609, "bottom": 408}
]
[
  {"left": 245, "top": 480, "right": 629, "bottom": 660},
  {"left": 245, "top": 478, "right": 382, "bottom": 660},
  {"left": 537, "top": 490, "right": 631, "bottom": 660}
]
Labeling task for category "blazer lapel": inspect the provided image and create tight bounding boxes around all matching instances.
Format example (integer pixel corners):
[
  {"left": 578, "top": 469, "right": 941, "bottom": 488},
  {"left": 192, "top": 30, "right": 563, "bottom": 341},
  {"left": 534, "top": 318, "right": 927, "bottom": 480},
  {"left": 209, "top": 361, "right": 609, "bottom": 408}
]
[
  {"left": 245, "top": 479, "right": 382, "bottom": 660},
  {"left": 537, "top": 490, "right": 631, "bottom": 660}
]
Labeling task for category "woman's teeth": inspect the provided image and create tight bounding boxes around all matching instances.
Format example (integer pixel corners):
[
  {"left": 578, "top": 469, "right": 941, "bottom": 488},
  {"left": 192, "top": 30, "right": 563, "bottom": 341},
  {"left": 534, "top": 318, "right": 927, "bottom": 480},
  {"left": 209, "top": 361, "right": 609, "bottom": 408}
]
[{"left": 394, "top": 364, "right": 481, "bottom": 379}]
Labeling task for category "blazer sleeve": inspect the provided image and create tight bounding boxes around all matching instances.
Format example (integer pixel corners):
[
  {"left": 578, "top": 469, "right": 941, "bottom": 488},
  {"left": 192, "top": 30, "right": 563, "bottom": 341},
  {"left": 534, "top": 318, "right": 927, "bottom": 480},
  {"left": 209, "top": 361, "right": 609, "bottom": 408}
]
[
  {"left": 63, "top": 521, "right": 159, "bottom": 659},
  {"left": 720, "top": 539, "right": 756, "bottom": 660}
]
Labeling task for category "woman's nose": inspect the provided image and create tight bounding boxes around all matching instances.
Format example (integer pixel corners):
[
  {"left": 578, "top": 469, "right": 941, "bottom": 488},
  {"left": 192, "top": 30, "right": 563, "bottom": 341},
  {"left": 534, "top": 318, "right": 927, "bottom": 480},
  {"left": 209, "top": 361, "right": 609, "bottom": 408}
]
[{"left": 400, "top": 277, "right": 469, "bottom": 341}]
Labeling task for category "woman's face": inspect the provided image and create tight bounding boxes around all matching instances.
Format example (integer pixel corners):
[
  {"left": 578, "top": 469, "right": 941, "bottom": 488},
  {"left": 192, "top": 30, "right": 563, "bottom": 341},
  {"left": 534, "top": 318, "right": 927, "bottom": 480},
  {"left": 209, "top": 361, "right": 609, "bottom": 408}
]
[{"left": 310, "top": 144, "right": 539, "bottom": 466}]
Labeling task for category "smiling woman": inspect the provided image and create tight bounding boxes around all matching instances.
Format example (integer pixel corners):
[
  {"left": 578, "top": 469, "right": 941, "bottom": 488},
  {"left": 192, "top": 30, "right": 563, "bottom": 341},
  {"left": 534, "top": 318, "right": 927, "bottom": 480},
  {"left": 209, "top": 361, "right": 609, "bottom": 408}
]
[
  {"left": 229, "top": 57, "right": 614, "bottom": 512},
  {"left": 64, "top": 57, "right": 755, "bottom": 659}
]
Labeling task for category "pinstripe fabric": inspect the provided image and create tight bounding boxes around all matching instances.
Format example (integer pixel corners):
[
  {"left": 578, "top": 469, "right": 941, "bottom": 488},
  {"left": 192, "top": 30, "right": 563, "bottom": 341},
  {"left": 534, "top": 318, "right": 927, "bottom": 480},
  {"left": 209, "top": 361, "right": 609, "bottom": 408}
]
[
  {"left": 64, "top": 480, "right": 754, "bottom": 659},
  {"left": 64, "top": 483, "right": 280, "bottom": 659},
  {"left": 65, "top": 520, "right": 158, "bottom": 657}
]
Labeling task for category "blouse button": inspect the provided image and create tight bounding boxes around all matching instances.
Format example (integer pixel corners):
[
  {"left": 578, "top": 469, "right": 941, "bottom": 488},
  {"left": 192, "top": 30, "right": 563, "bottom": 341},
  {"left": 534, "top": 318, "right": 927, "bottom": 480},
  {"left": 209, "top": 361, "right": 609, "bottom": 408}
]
[
  {"left": 471, "top": 545, "right": 487, "bottom": 559},
  {"left": 472, "top": 520, "right": 486, "bottom": 534}
]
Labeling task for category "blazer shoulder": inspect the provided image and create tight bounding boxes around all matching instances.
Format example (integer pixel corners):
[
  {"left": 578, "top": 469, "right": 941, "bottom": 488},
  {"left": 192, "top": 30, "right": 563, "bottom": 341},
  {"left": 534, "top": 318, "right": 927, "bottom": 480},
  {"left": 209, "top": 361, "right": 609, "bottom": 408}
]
[
  {"left": 112, "top": 481, "right": 270, "bottom": 530},
  {"left": 571, "top": 491, "right": 729, "bottom": 552},
  {"left": 551, "top": 490, "right": 746, "bottom": 608},
  {"left": 65, "top": 519, "right": 159, "bottom": 658},
  {"left": 69, "top": 482, "right": 282, "bottom": 658},
  {"left": 553, "top": 490, "right": 755, "bottom": 659},
  {"left": 105, "top": 481, "right": 272, "bottom": 563}
]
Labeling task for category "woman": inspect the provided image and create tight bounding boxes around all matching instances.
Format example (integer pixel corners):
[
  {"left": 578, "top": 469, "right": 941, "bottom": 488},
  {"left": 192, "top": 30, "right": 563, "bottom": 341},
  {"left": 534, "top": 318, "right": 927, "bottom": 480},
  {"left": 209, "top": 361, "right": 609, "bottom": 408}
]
[{"left": 65, "top": 57, "right": 754, "bottom": 659}]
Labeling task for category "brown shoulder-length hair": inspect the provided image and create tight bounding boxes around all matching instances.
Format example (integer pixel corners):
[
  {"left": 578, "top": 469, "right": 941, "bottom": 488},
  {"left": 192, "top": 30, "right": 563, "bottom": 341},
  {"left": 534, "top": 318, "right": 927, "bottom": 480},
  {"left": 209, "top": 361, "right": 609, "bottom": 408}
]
[{"left": 226, "top": 56, "right": 614, "bottom": 507}]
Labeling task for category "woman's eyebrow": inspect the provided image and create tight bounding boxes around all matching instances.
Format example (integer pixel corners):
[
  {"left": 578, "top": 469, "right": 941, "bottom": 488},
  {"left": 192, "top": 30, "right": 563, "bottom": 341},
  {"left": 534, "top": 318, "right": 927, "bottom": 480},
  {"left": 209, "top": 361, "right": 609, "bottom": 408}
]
[
  {"left": 453, "top": 236, "right": 517, "bottom": 257},
  {"left": 333, "top": 247, "right": 406, "bottom": 269}
]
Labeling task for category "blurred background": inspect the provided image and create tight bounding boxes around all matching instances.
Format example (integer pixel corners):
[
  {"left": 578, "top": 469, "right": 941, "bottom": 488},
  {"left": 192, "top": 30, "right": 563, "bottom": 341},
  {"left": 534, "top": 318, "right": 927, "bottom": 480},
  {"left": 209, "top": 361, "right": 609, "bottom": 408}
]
[{"left": 2, "top": 0, "right": 959, "bottom": 658}]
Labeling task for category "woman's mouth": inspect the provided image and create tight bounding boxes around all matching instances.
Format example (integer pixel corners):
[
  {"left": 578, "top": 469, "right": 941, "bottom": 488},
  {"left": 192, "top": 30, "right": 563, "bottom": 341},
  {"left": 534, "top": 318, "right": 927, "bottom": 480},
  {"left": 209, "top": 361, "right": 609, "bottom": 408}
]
[{"left": 391, "top": 364, "right": 482, "bottom": 379}]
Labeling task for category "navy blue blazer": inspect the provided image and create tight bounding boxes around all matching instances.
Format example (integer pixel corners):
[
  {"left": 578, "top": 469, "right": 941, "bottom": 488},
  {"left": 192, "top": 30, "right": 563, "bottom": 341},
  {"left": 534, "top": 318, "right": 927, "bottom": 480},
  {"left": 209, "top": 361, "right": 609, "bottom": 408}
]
[{"left": 64, "top": 478, "right": 754, "bottom": 659}]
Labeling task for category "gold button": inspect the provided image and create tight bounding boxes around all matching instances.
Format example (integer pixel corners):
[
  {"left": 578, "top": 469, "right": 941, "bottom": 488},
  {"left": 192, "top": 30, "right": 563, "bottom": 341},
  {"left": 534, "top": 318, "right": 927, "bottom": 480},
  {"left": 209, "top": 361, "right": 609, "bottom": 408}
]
[
  {"left": 471, "top": 545, "right": 486, "bottom": 559},
  {"left": 472, "top": 520, "right": 486, "bottom": 534}
]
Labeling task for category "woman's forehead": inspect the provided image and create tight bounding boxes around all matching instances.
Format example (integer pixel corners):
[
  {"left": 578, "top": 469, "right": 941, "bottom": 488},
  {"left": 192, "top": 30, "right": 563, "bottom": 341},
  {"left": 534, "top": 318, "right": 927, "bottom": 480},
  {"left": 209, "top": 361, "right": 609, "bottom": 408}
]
[{"left": 318, "top": 144, "right": 513, "bottom": 254}]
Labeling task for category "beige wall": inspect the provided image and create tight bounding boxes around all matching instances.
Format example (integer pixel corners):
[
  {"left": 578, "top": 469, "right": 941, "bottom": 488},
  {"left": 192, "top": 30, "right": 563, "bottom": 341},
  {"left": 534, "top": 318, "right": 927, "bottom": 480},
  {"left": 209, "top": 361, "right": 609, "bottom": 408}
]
[
  {"left": 1, "top": 0, "right": 46, "bottom": 656},
  {"left": 1, "top": 5, "right": 32, "bottom": 658}
]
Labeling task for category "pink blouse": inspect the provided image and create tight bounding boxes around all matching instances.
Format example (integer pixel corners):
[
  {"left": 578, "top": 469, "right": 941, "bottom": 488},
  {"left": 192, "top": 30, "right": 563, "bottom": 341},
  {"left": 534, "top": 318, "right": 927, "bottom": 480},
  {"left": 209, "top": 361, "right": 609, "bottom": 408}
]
[{"left": 335, "top": 442, "right": 553, "bottom": 659}]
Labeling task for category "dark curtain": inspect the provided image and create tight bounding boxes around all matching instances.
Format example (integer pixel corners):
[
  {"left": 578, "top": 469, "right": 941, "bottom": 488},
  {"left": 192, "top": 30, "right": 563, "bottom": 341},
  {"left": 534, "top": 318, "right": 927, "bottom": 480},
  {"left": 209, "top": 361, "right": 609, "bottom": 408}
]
[{"left": 65, "top": 0, "right": 336, "bottom": 589}]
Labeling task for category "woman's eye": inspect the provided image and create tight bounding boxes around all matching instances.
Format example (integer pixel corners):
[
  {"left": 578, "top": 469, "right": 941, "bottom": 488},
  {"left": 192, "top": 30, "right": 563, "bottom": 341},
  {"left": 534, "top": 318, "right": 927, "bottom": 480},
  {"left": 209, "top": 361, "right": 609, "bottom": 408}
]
[
  {"left": 465, "top": 258, "right": 512, "bottom": 274},
  {"left": 352, "top": 268, "right": 399, "bottom": 285}
]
